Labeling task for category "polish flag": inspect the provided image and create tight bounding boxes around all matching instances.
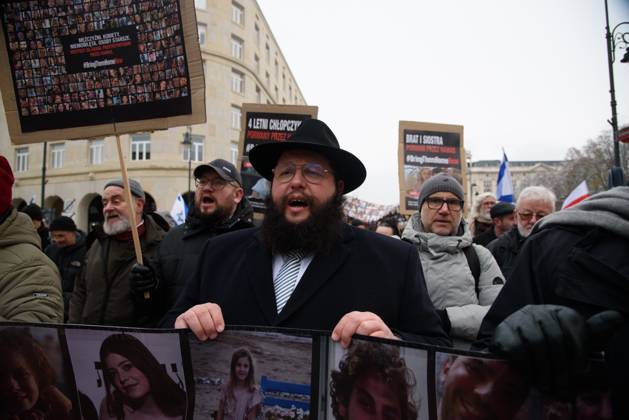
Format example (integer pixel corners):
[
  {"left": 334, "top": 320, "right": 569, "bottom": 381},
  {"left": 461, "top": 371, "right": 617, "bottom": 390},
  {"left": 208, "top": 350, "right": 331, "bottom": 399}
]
[{"left": 562, "top": 181, "right": 589, "bottom": 209}]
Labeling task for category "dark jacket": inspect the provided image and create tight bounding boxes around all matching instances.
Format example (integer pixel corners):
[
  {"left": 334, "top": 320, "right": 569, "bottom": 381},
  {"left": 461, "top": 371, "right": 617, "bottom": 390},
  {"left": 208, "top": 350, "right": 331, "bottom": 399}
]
[
  {"left": 160, "top": 223, "right": 451, "bottom": 346},
  {"left": 473, "top": 227, "right": 497, "bottom": 247},
  {"left": 45, "top": 232, "right": 87, "bottom": 321},
  {"left": 154, "top": 200, "right": 254, "bottom": 316},
  {"left": 486, "top": 226, "right": 526, "bottom": 280},
  {"left": 69, "top": 214, "right": 168, "bottom": 327}
]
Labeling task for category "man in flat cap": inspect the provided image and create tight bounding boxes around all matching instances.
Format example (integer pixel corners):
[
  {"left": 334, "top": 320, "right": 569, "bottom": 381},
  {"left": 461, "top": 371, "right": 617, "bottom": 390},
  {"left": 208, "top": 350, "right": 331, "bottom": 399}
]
[
  {"left": 153, "top": 158, "right": 253, "bottom": 317},
  {"left": 401, "top": 173, "right": 505, "bottom": 342},
  {"left": 473, "top": 202, "right": 516, "bottom": 247},
  {"left": 69, "top": 179, "right": 169, "bottom": 326},
  {"left": 45, "top": 216, "right": 87, "bottom": 321},
  {"left": 162, "top": 119, "right": 450, "bottom": 347}
]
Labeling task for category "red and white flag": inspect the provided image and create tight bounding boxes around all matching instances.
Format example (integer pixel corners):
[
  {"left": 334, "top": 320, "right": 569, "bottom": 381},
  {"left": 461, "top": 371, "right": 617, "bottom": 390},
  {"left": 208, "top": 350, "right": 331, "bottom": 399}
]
[{"left": 562, "top": 181, "right": 589, "bottom": 209}]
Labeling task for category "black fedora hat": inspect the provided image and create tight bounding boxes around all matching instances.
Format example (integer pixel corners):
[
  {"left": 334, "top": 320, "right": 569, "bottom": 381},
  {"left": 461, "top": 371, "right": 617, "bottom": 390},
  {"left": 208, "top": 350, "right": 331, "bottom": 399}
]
[{"left": 248, "top": 119, "right": 366, "bottom": 193}]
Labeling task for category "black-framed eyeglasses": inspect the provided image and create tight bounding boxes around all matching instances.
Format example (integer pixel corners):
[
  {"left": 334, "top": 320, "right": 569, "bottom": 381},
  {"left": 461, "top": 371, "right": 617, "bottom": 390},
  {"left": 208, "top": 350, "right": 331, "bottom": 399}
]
[
  {"left": 425, "top": 197, "right": 464, "bottom": 212},
  {"left": 195, "top": 177, "right": 232, "bottom": 190},
  {"left": 517, "top": 211, "right": 548, "bottom": 222},
  {"left": 272, "top": 163, "right": 332, "bottom": 184}
]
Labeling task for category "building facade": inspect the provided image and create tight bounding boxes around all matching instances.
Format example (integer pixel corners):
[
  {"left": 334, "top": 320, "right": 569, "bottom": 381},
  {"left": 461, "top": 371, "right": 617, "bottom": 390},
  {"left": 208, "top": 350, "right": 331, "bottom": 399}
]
[
  {"left": 0, "top": 0, "right": 306, "bottom": 231},
  {"left": 468, "top": 159, "right": 563, "bottom": 200}
]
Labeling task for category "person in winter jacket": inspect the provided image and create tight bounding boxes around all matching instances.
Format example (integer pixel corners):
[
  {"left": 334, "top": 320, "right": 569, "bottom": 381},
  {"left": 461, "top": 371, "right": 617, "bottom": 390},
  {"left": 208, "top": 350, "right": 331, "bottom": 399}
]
[
  {"left": 476, "top": 186, "right": 629, "bottom": 418},
  {"left": 153, "top": 159, "right": 253, "bottom": 317},
  {"left": 402, "top": 174, "right": 505, "bottom": 342},
  {"left": 45, "top": 216, "right": 87, "bottom": 321},
  {"left": 473, "top": 202, "right": 515, "bottom": 247},
  {"left": 68, "top": 179, "right": 168, "bottom": 327},
  {"left": 467, "top": 192, "right": 496, "bottom": 239},
  {"left": 21, "top": 203, "right": 51, "bottom": 250},
  {"left": 0, "top": 155, "right": 63, "bottom": 323},
  {"left": 487, "top": 186, "right": 556, "bottom": 280}
]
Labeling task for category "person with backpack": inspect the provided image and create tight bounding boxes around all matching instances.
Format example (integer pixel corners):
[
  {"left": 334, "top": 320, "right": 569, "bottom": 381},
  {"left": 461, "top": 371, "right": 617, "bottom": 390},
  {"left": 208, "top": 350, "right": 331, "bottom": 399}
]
[{"left": 402, "top": 174, "right": 505, "bottom": 343}]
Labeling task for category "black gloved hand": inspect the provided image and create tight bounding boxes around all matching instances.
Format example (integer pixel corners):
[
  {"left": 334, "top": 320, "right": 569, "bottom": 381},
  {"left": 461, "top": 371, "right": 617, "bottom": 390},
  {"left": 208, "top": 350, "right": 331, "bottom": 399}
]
[
  {"left": 490, "top": 304, "right": 623, "bottom": 394},
  {"left": 130, "top": 262, "right": 158, "bottom": 297}
]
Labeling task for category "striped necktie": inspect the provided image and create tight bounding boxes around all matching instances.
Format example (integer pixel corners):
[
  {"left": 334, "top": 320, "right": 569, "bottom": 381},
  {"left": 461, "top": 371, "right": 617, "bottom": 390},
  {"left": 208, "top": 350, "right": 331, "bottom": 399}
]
[{"left": 273, "top": 249, "right": 304, "bottom": 313}]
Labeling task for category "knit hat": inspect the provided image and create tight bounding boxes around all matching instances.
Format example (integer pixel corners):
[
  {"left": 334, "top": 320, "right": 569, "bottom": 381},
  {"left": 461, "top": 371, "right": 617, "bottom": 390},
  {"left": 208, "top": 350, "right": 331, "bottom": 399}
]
[
  {"left": 418, "top": 173, "right": 465, "bottom": 206},
  {"left": 104, "top": 178, "right": 145, "bottom": 199},
  {"left": 22, "top": 203, "right": 43, "bottom": 221},
  {"left": 49, "top": 216, "right": 77, "bottom": 232},
  {"left": 490, "top": 202, "right": 515, "bottom": 219},
  {"left": 0, "top": 156, "right": 14, "bottom": 214}
]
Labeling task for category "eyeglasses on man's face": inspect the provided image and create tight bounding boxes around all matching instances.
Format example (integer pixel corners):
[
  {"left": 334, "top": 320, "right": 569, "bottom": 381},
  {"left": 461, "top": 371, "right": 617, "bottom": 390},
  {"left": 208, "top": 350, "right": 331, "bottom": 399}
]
[
  {"left": 517, "top": 211, "right": 548, "bottom": 222},
  {"left": 425, "top": 197, "right": 464, "bottom": 212},
  {"left": 272, "top": 162, "right": 332, "bottom": 184},
  {"left": 195, "top": 177, "right": 232, "bottom": 190}
]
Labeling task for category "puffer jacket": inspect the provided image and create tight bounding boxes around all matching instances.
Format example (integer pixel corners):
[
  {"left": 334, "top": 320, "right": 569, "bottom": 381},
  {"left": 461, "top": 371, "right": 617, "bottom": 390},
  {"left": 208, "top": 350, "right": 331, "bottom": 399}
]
[
  {"left": 0, "top": 208, "right": 63, "bottom": 323},
  {"left": 154, "top": 198, "right": 254, "bottom": 316},
  {"left": 402, "top": 213, "right": 505, "bottom": 340},
  {"left": 68, "top": 214, "right": 167, "bottom": 327}
]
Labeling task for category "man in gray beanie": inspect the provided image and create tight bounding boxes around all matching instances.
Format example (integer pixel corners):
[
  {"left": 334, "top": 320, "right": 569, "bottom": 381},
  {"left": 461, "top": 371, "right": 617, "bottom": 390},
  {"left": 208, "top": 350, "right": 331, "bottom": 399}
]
[
  {"left": 69, "top": 178, "right": 169, "bottom": 327},
  {"left": 402, "top": 173, "right": 505, "bottom": 342}
]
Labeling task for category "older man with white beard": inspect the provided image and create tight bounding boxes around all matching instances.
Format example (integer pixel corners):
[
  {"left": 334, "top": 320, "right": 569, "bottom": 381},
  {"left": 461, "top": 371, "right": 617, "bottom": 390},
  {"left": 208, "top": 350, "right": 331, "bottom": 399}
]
[
  {"left": 69, "top": 179, "right": 169, "bottom": 327},
  {"left": 487, "top": 186, "right": 556, "bottom": 280}
]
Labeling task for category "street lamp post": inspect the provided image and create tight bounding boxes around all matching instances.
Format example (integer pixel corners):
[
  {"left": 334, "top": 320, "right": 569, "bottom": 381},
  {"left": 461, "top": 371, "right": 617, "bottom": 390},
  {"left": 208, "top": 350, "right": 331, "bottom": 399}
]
[
  {"left": 182, "top": 126, "right": 193, "bottom": 211},
  {"left": 604, "top": 0, "right": 629, "bottom": 185}
]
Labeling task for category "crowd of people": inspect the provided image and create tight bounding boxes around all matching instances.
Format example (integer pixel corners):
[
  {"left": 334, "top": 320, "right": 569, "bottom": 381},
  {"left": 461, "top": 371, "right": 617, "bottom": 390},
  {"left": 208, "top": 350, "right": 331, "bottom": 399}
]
[{"left": 1, "top": 117, "right": 628, "bottom": 418}]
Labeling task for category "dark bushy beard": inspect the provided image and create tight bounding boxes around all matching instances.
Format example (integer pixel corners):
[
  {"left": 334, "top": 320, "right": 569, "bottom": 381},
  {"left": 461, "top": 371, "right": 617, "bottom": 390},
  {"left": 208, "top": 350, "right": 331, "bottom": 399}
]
[
  {"left": 190, "top": 202, "right": 233, "bottom": 230},
  {"left": 262, "top": 193, "right": 344, "bottom": 255}
]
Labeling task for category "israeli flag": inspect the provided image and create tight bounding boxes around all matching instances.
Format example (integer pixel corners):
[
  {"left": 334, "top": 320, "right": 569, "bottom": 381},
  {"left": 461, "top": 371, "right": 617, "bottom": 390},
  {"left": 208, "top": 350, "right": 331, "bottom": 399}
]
[
  {"left": 170, "top": 194, "right": 188, "bottom": 225},
  {"left": 496, "top": 151, "right": 514, "bottom": 203}
]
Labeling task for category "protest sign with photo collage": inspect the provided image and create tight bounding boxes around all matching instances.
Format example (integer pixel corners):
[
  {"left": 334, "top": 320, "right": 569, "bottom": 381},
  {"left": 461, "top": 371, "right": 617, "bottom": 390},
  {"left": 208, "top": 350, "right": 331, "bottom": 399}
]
[
  {"left": 237, "top": 103, "right": 318, "bottom": 212},
  {"left": 0, "top": 0, "right": 205, "bottom": 144},
  {"left": 398, "top": 121, "right": 467, "bottom": 214},
  {"left": 0, "top": 322, "right": 615, "bottom": 420}
]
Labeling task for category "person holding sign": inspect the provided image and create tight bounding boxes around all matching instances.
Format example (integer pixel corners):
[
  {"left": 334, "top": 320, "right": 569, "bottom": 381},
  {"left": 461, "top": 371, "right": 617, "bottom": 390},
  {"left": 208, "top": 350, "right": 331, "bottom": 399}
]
[
  {"left": 69, "top": 179, "right": 169, "bottom": 327},
  {"left": 162, "top": 119, "right": 449, "bottom": 347},
  {"left": 401, "top": 174, "right": 504, "bottom": 342}
]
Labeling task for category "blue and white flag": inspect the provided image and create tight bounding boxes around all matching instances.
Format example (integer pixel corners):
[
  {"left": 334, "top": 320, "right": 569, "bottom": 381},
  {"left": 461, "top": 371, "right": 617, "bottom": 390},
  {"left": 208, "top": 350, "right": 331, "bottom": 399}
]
[
  {"left": 496, "top": 151, "right": 514, "bottom": 203},
  {"left": 170, "top": 194, "right": 187, "bottom": 225}
]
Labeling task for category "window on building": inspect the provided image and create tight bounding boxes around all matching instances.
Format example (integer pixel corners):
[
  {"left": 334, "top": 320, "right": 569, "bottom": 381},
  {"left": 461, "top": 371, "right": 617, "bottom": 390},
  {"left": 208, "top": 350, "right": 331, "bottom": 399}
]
[
  {"left": 131, "top": 134, "right": 151, "bottom": 161},
  {"left": 231, "top": 35, "right": 243, "bottom": 60},
  {"left": 230, "top": 142, "right": 239, "bottom": 165},
  {"left": 254, "top": 23, "right": 260, "bottom": 46},
  {"left": 274, "top": 85, "right": 278, "bottom": 100},
  {"left": 194, "top": 0, "right": 206, "bottom": 9},
  {"left": 231, "top": 69, "right": 244, "bottom": 94},
  {"left": 288, "top": 85, "right": 292, "bottom": 100},
  {"left": 231, "top": 105, "right": 241, "bottom": 130},
  {"left": 254, "top": 54, "right": 259, "bottom": 73},
  {"left": 183, "top": 135, "right": 204, "bottom": 162},
  {"left": 232, "top": 1, "right": 244, "bottom": 25},
  {"left": 265, "top": 71, "right": 270, "bottom": 87},
  {"left": 51, "top": 143, "right": 64, "bottom": 169},
  {"left": 256, "top": 85, "right": 261, "bottom": 103},
  {"left": 265, "top": 42, "right": 270, "bottom": 63},
  {"left": 483, "top": 179, "right": 492, "bottom": 192},
  {"left": 89, "top": 139, "right": 104, "bottom": 165},
  {"left": 282, "top": 72, "right": 286, "bottom": 89},
  {"left": 197, "top": 23, "right": 207, "bottom": 46},
  {"left": 15, "top": 147, "right": 28, "bottom": 172},
  {"left": 274, "top": 59, "right": 278, "bottom": 79}
]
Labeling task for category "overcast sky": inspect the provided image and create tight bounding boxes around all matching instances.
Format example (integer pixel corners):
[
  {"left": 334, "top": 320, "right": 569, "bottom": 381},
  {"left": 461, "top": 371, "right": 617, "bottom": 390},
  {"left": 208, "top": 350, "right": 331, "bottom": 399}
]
[{"left": 257, "top": 0, "right": 629, "bottom": 204}]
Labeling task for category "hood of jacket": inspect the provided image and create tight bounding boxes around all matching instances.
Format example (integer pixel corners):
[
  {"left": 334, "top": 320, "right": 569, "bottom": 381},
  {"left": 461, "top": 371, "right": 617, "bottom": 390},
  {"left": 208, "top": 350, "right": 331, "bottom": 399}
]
[
  {"left": 537, "top": 186, "right": 629, "bottom": 240},
  {"left": 402, "top": 212, "right": 472, "bottom": 253},
  {"left": 0, "top": 209, "right": 41, "bottom": 250}
]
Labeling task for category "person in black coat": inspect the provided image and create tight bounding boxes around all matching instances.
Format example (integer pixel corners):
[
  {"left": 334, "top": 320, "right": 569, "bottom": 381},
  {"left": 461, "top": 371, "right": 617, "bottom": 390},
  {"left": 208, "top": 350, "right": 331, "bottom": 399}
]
[
  {"left": 161, "top": 119, "right": 450, "bottom": 347},
  {"left": 45, "top": 216, "right": 87, "bottom": 321},
  {"left": 473, "top": 202, "right": 515, "bottom": 247},
  {"left": 153, "top": 159, "right": 254, "bottom": 317}
]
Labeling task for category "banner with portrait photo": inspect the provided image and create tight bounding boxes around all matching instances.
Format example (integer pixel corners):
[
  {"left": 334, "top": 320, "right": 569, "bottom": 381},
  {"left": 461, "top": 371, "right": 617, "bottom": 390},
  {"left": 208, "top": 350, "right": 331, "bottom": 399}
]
[
  {"left": 0, "top": 0, "right": 205, "bottom": 144},
  {"left": 0, "top": 322, "right": 618, "bottom": 420},
  {"left": 398, "top": 121, "right": 467, "bottom": 215},
  {"left": 238, "top": 103, "right": 318, "bottom": 212}
]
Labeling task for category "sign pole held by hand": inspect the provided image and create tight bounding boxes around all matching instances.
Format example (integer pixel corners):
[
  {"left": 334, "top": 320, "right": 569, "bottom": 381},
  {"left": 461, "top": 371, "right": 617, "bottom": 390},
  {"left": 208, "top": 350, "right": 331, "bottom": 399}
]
[{"left": 114, "top": 131, "right": 149, "bottom": 299}]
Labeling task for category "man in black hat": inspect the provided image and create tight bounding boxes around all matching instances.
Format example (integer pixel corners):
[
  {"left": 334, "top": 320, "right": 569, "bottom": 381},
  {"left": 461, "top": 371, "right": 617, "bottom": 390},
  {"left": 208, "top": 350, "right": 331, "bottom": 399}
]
[
  {"left": 473, "top": 202, "right": 516, "bottom": 247},
  {"left": 45, "top": 216, "right": 87, "bottom": 321},
  {"left": 21, "top": 203, "right": 50, "bottom": 250},
  {"left": 152, "top": 159, "right": 253, "bottom": 317},
  {"left": 161, "top": 119, "right": 450, "bottom": 347}
]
